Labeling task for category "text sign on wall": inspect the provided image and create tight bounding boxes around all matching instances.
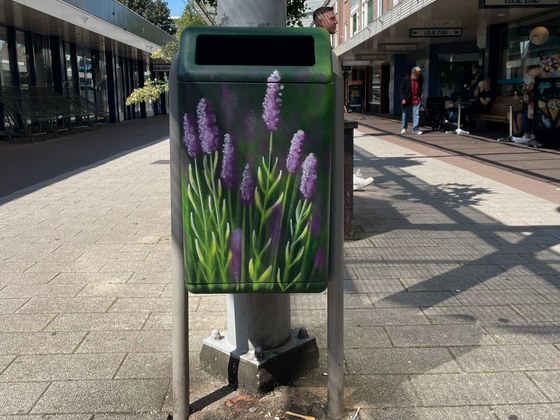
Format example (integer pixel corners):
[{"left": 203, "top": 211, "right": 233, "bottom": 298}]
[
  {"left": 410, "top": 28, "right": 462, "bottom": 37},
  {"left": 378, "top": 44, "right": 417, "bottom": 52},
  {"left": 480, "top": 0, "right": 560, "bottom": 7}
]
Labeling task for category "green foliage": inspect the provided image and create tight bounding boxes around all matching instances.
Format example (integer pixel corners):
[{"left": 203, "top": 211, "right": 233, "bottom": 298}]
[
  {"left": 151, "top": 42, "right": 179, "bottom": 62},
  {"left": 196, "top": 0, "right": 307, "bottom": 26},
  {"left": 176, "top": 3, "right": 208, "bottom": 34},
  {"left": 118, "top": 0, "right": 176, "bottom": 35},
  {"left": 126, "top": 77, "right": 169, "bottom": 106},
  {"left": 287, "top": 0, "right": 308, "bottom": 27}
]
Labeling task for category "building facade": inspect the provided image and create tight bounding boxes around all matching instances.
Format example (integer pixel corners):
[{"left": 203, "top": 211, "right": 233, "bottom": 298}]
[
  {"left": 331, "top": 0, "right": 560, "bottom": 124},
  {"left": 0, "top": 0, "right": 175, "bottom": 137}
]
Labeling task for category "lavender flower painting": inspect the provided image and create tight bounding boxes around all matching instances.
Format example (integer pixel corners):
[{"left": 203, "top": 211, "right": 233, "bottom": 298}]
[{"left": 180, "top": 70, "right": 333, "bottom": 293}]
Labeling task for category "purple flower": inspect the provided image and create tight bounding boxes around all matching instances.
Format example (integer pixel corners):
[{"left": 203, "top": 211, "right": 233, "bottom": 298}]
[
  {"left": 262, "top": 70, "right": 283, "bottom": 131},
  {"left": 240, "top": 163, "right": 255, "bottom": 204},
  {"left": 286, "top": 130, "right": 306, "bottom": 173},
  {"left": 314, "top": 248, "right": 325, "bottom": 268},
  {"left": 183, "top": 113, "right": 200, "bottom": 157},
  {"left": 220, "top": 134, "right": 235, "bottom": 188},
  {"left": 196, "top": 98, "right": 219, "bottom": 153},
  {"left": 299, "top": 153, "right": 318, "bottom": 200},
  {"left": 229, "top": 228, "right": 242, "bottom": 280}
]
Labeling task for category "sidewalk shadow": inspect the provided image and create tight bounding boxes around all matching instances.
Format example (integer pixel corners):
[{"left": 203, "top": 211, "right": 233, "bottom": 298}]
[{"left": 0, "top": 115, "right": 170, "bottom": 201}]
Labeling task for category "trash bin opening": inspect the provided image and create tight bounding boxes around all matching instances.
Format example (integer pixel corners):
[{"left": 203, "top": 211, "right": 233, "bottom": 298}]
[{"left": 195, "top": 35, "right": 316, "bottom": 66}]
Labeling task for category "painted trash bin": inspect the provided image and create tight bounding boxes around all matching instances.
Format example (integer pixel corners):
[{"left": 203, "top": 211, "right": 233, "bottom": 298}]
[{"left": 177, "top": 27, "right": 335, "bottom": 293}]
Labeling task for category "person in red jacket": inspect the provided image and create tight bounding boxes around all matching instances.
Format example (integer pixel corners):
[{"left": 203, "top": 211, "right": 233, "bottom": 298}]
[{"left": 400, "top": 66, "right": 424, "bottom": 135}]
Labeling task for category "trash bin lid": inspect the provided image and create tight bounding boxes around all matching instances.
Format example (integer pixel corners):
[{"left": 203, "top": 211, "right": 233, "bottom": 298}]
[{"left": 177, "top": 26, "right": 334, "bottom": 83}]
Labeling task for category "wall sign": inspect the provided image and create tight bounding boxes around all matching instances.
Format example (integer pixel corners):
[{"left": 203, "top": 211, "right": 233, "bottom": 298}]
[
  {"left": 378, "top": 44, "right": 417, "bottom": 52},
  {"left": 480, "top": 0, "right": 560, "bottom": 7},
  {"left": 410, "top": 28, "right": 462, "bottom": 37}
]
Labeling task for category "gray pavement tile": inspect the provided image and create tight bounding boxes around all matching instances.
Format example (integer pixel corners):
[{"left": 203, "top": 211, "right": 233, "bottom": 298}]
[
  {"left": 46, "top": 312, "right": 150, "bottom": 331},
  {"left": 290, "top": 294, "right": 327, "bottom": 310},
  {"left": 31, "top": 379, "right": 170, "bottom": 414},
  {"left": 369, "top": 291, "right": 460, "bottom": 308},
  {"left": 481, "top": 273, "right": 560, "bottom": 289},
  {"left": 93, "top": 415, "right": 166, "bottom": 420},
  {"left": 16, "top": 297, "right": 114, "bottom": 314},
  {"left": 484, "top": 323, "right": 560, "bottom": 344},
  {"left": 107, "top": 297, "right": 171, "bottom": 312},
  {"left": 0, "top": 415, "right": 92, "bottom": 420},
  {"left": 528, "top": 371, "right": 560, "bottom": 401},
  {"left": 423, "top": 305, "right": 527, "bottom": 325},
  {"left": 386, "top": 325, "right": 496, "bottom": 347},
  {"left": 143, "top": 313, "right": 171, "bottom": 330},
  {"left": 0, "top": 355, "right": 15, "bottom": 373},
  {"left": 345, "top": 308, "right": 430, "bottom": 327},
  {"left": 451, "top": 344, "right": 560, "bottom": 373},
  {"left": 0, "top": 262, "right": 35, "bottom": 273},
  {"left": 513, "top": 303, "right": 560, "bottom": 322},
  {"left": 357, "top": 406, "right": 496, "bottom": 419},
  {"left": 0, "top": 353, "right": 125, "bottom": 381},
  {"left": 345, "top": 347, "right": 460, "bottom": 375},
  {"left": 345, "top": 374, "right": 421, "bottom": 408},
  {"left": 411, "top": 372, "right": 549, "bottom": 405},
  {"left": 0, "top": 382, "right": 49, "bottom": 415},
  {"left": 344, "top": 326, "right": 393, "bottom": 349},
  {"left": 48, "top": 272, "right": 133, "bottom": 284},
  {"left": 75, "top": 251, "right": 149, "bottom": 263},
  {"left": 0, "top": 299, "right": 28, "bottom": 314},
  {"left": 76, "top": 330, "right": 171, "bottom": 353},
  {"left": 188, "top": 311, "right": 228, "bottom": 331},
  {"left": 453, "top": 289, "right": 551, "bottom": 306},
  {"left": 115, "top": 352, "right": 171, "bottom": 379},
  {"left": 77, "top": 283, "right": 166, "bottom": 298},
  {"left": 127, "top": 271, "right": 170, "bottom": 284},
  {"left": 100, "top": 260, "right": 171, "bottom": 273},
  {"left": 0, "top": 314, "right": 56, "bottom": 332},
  {"left": 343, "top": 279, "right": 405, "bottom": 293},
  {"left": 501, "top": 264, "right": 560, "bottom": 276},
  {"left": 490, "top": 403, "right": 560, "bottom": 419},
  {"left": 0, "top": 284, "right": 85, "bottom": 299},
  {"left": 0, "top": 272, "right": 59, "bottom": 285},
  {"left": 401, "top": 275, "right": 490, "bottom": 292},
  {"left": 0, "top": 332, "right": 86, "bottom": 355},
  {"left": 24, "top": 261, "right": 107, "bottom": 273}
]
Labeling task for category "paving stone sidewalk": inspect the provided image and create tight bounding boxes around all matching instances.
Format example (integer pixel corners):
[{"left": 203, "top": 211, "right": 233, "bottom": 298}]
[{"left": 1, "top": 116, "right": 560, "bottom": 419}]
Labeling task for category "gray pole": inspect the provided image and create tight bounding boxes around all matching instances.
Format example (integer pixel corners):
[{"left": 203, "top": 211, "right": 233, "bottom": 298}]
[
  {"left": 328, "top": 53, "right": 345, "bottom": 420},
  {"left": 170, "top": 57, "right": 189, "bottom": 420},
  {"left": 218, "top": 0, "right": 292, "bottom": 355}
]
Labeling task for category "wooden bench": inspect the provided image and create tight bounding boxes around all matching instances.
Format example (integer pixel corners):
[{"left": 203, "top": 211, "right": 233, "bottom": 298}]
[{"left": 471, "top": 95, "right": 518, "bottom": 127}]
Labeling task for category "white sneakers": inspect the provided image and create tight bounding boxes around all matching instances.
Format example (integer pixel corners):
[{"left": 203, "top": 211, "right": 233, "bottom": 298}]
[
  {"left": 353, "top": 169, "right": 374, "bottom": 191},
  {"left": 401, "top": 129, "right": 422, "bottom": 135}
]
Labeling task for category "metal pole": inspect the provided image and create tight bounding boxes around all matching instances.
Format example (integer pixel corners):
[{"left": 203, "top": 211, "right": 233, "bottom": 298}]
[
  {"left": 328, "top": 50, "right": 345, "bottom": 420},
  {"left": 170, "top": 57, "right": 190, "bottom": 420},
  {"left": 218, "top": 0, "right": 292, "bottom": 355}
]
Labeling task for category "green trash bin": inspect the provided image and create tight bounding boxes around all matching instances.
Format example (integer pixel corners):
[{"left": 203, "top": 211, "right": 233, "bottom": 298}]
[{"left": 176, "top": 27, "right": 335, "bottom": 293}]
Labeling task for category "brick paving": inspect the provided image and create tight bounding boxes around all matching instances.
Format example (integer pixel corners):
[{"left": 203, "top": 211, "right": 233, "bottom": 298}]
[{"left": 0, "top": 114, "right": 560, "bottom": 419}]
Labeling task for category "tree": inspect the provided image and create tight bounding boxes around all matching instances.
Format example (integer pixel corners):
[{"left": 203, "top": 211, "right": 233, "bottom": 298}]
[
  {"left": 126, "top": 0, "right": 309, "bottom": 106},
  {"left": 118, "top": 0, "right": 176, "bottom": 35}
]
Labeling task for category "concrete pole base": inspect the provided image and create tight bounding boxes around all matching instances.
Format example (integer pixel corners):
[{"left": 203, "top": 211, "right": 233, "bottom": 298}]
[{"left": 200, "top": 328, "right": 319, "bottom": 394}]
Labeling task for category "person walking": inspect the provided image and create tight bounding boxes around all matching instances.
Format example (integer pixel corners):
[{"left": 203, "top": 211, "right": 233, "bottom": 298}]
[
  {"left": 314, "top": 6, "right": 373, "bottom": 191},
  {"left": 400, "top": 66, "right": 424, "bottom": 135}
]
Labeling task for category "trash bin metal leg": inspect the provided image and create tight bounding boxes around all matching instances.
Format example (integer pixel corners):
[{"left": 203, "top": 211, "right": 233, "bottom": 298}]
[
  {"left": 170, "top": 57, "right": 190, "bottom": 420},
  {"left": 328, "top": 50, "right": 345, "bottom": 420}
]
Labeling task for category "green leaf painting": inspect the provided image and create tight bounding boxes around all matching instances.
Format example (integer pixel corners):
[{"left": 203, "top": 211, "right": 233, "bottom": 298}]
[{"left": 180, "top": 70, "right": 333, "bottom": 293}]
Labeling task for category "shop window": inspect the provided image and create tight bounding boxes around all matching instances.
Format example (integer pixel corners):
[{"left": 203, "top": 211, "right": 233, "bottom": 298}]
[
  {"left": 0, "top": 27, "right": 11, "bottom": 87},
  {"left": 15, "top": 30, "right": 29, "bottom": 87},
  {"left": 32, "top": 34, "right": 52, "bottom": 87}
]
